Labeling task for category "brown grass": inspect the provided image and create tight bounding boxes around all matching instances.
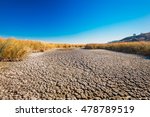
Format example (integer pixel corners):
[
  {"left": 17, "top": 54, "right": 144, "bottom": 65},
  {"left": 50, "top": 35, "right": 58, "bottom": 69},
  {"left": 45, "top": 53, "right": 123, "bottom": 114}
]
[
  {"left": 84, "top": 41, "right": 150, "bottom": 56},
  {"left": 0, "top": 38, "right": 31, "bottom": 61},
  {"left": 0, "top": 38, "right": 84, "bottom": 61}
]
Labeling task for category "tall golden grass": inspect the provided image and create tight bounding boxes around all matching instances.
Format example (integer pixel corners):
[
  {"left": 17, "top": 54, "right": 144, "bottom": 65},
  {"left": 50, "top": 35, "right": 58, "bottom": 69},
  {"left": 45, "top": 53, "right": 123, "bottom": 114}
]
[
  {"left": 0, "top": 38, "right": 84, "bottom": 61},
  {"left": 0, "top": 38, "right": 30, "bottom": 61},
  {"left": 85, "top": 41, "right": 150, "bottom": 56}
]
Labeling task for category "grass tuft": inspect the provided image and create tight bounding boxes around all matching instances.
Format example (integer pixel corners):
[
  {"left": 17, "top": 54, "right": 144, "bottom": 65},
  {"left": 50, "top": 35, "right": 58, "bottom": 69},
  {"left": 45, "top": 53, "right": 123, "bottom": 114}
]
[{"left": 0, "top": 38, "right": 31, "bottom": 61}]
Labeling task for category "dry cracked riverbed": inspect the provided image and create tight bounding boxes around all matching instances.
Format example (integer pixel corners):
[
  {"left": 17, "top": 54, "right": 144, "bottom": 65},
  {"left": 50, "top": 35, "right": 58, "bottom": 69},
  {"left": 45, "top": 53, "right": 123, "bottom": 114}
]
[{"left": 0, "top": 49, "right": 150, "bottom": 100}]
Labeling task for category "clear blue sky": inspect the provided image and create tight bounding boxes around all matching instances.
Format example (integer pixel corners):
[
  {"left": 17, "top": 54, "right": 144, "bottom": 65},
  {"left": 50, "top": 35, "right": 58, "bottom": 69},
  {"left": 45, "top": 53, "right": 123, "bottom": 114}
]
[{"left": 0, "top": 0, "right": 150, "bottom": 43}]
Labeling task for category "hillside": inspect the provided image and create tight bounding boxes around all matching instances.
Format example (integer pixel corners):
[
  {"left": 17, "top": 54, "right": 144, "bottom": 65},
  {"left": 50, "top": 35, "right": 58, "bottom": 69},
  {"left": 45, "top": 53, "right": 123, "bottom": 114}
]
[{"left": 111, "top": 32, "right": 150, "bottom": 43}]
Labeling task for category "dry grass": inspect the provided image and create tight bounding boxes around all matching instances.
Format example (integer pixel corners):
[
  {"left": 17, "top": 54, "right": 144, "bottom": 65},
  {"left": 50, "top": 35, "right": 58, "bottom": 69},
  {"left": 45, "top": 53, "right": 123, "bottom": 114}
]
[
  {"left": 85, "top": 41, "right": 150, "bottom": 56},
  {"left": 0, "top": 38, "right": 31, "bottom": 61},
  {"left": 0, "top": 38, "right": 84, "bottom": 61}
]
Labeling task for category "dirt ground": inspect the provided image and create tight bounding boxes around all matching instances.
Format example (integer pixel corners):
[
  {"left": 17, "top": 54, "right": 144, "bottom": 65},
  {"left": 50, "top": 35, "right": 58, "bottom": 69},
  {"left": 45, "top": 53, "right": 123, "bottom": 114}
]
[{"left": 0, "top": 49, "right": 150, "bottom": 100}]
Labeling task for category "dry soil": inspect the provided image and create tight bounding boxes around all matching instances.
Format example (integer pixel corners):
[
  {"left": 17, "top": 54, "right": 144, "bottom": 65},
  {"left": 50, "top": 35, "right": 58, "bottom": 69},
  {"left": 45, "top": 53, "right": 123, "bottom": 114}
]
[{"left": 0, "top": 49, "right": 150, "bottom": 99}]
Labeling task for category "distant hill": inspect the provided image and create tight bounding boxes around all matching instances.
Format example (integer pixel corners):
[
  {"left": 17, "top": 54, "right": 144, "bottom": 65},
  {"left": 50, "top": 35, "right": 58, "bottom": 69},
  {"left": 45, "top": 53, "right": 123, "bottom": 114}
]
[{"left": 110, "top": 32, "right": 150, "bottom": 43}]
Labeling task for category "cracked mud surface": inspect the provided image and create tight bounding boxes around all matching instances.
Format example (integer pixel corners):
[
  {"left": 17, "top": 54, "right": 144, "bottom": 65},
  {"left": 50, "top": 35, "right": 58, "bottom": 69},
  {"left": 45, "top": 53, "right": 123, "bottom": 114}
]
[{"left": 0, "top": 49, "right": 150, "bottom": 100}]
